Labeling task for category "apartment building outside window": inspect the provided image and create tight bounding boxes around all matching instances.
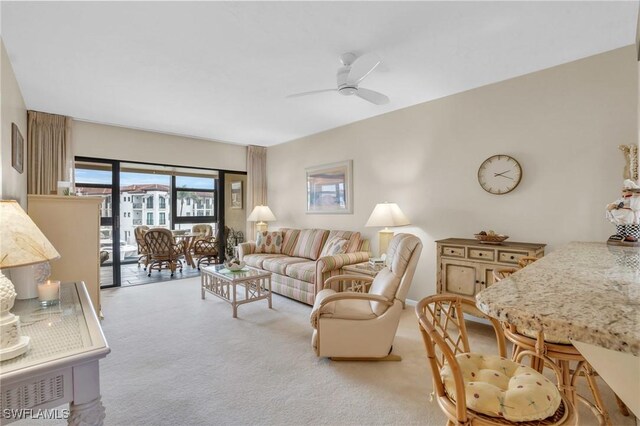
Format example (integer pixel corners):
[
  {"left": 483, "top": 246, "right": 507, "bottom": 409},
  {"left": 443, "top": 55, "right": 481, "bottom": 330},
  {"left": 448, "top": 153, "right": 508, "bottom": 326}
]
[
  {"left": 146, "top": 197, "right": 154, "bottom": 209},
  {"left": 159, "top": 212, "right": 166, "bottom": 225},
  {"left": 159, "top": 197, "right": 166, "bottom": 209},
  {"left": 147, "top": 212, "right": 154, "bottom": 225}
]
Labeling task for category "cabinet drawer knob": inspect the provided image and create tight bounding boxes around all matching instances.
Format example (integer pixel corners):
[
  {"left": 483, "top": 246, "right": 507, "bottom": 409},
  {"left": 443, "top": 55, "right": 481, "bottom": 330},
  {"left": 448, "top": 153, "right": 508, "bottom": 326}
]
[
  {"left": 475, "top": 280, "right": 479, "bottom": 284},
  {"left": 510, "top": 256, "right": 515, "bottom": 260},
  {"left": 479, "top": 253, "right": 483, "bottom": 256}
]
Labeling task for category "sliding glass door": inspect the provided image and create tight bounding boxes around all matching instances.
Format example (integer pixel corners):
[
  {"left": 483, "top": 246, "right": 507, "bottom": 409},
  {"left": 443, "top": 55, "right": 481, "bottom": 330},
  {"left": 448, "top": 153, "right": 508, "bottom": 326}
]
[{"left": 75, "top": 157, "right": 227, "bottom": 287}]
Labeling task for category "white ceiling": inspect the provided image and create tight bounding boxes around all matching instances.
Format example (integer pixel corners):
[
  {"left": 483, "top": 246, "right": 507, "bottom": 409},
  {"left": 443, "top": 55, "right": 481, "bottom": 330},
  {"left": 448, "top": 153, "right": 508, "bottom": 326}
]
[{"left": 1, "top": 2, "right": 637, "bottom": 147}]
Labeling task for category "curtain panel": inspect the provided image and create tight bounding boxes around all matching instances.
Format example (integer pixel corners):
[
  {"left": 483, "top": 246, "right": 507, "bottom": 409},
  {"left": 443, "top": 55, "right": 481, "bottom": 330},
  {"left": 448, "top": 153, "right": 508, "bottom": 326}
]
[
  {"left": 27, "top": 111, "right": 73, "bottom": 195},
  {"left": 246, "top": 145, "right": 268, "bottom": 240}
]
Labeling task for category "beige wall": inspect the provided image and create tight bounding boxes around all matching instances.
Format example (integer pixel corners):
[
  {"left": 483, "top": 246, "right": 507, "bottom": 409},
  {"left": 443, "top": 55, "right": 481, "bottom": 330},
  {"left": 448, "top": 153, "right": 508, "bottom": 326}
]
[
  {"left": 1, "top": 39, "right": 27, "bottom": 207},
  {"left": 224, "top": 173, "right": 247, "bottom": 238},
  {"left": 73, "top": 120, "right": 247, "bottom": 172},
  {"left": 267, "top": 46, "right": 638, "bottom": 302}
]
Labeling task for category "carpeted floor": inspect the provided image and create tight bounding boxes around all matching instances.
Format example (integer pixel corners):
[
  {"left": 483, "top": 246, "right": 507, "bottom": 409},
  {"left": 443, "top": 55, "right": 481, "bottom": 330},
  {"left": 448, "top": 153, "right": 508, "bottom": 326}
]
[{"left": 16, "top": 277, "right": 635, "bottom": 425}]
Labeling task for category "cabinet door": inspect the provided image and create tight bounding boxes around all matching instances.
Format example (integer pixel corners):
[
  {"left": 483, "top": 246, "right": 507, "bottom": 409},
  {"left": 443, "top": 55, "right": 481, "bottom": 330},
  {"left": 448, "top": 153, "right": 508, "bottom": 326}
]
[
  {"left": 480, "top": 265, "right": 496, "bottom": 289},
  {"left": 441, "top": 260, "right": 479, "bottom": 296}
]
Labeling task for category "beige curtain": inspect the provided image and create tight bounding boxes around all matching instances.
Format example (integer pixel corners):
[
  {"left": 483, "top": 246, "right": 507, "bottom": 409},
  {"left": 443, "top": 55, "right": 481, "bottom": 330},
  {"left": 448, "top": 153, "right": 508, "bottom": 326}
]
[
  {"left": 27, "top": 111, "right": 73, "bottom": 195},
  {"left": 246, "top": 145, "right": 267, "bottom": 240}
]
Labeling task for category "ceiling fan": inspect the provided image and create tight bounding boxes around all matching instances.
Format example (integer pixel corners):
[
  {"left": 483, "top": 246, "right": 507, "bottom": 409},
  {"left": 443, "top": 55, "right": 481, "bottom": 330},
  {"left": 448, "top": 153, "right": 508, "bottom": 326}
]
[{"left": 287, "top": 52, "right": 389, "bottom": 105}]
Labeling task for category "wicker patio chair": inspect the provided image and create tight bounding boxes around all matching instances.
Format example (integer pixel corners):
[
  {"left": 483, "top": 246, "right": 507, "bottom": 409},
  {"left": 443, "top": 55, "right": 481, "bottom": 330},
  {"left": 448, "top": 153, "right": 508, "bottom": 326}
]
[
  {"left": 492, "top": 268, "right": 518, "bottom": 283},
  {"left": 134, "top": 225, "right": 150, "bottom": 270},
  {"left": 416, "top": 294, "right": 576, "bottom": 426},
  {"left": 144, "top": 228, "right": 184, "bottom": 277}
]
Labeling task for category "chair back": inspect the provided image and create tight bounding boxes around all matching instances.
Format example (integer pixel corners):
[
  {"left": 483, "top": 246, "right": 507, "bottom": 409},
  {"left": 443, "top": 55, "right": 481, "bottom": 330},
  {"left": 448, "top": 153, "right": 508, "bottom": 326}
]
[
  {"left": 368, "top": 233, "right": 422, "bottom": 315},
  {"left": 415, "top": 294, "right": 506, "bottom": 424},
  {"left": 493, "top": 267, "right": 518, "bottom": 282},
  {"left": 134, "top": 225, "right": 149, "bottom": 253},
  {"left": 192, "top": 224, "right": 213, "bottom": 237},
  {"left": 518, "top": 256, "right": 539, "bottom": 268},
  {"left": 144, "top": 228, "right": 174, "bottom": 256}
]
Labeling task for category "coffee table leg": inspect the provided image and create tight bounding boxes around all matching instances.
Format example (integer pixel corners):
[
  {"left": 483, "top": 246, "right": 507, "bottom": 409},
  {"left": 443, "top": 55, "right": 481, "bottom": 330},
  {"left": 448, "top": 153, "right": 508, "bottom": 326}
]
[
  {"left": 201, "top": 274, "right": 205, "bottom": 299},
  {"left": 267, "top": 277, "right": 272, "bottom": 309},
  {"left": 232, "top": 282, "right": 237, "bottom": 318}
]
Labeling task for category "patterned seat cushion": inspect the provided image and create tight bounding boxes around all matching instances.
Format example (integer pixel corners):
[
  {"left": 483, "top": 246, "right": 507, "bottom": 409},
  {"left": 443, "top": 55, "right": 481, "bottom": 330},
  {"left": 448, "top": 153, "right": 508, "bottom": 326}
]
[
  {"left": 286, "top": 261, "right": 316, "bottom": 284},
  {"left": 441, "top": 353, "right": 561, "bottom": 422},
  {"left": 262, "top": 256, "right": 309, "bottom": 275},
  {"left": 243, "top": 254, "right": 286, "bottom": 269}
]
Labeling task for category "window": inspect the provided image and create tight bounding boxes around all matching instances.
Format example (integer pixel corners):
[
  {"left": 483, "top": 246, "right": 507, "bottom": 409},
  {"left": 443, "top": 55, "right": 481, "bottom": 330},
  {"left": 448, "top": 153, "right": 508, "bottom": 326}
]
[
  {"left": 146, "top": 212, "right": 154, "bottom": 225},
  {"left": 146, "top": 197, "right": 154, "bottom": 209},
  {"left": 159, "top": 197, "right": 166, "bottom": 209},
  {"left": 175, "top": 175, "right": 216, "bottom": 226},
  {"left": 159, "top": 212, "right": 166, "bottom": 225},
  {"left": 186, "top": 198, "right": 191, "bottom": 206},
  {"left": 186, "top": 212, "right": 191, "bottom": 216}
]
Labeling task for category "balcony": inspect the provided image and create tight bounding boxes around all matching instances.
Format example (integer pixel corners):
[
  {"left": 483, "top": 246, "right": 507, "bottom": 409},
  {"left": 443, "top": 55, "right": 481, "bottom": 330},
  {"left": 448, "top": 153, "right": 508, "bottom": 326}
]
[
  {"left": 133, "top": 219, "right": 142, "bottom": 225},
  {"left": 132, "top": 203, "right": 143, "bottom": 209}
]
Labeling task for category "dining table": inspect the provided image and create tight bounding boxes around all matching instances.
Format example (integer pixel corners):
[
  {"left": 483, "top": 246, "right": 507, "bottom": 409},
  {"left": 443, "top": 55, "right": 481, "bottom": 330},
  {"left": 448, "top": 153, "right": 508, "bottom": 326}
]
[
  {"left": 475, "top": 241, "right": 640, "bottom": 417},
  {"left": 171, "top": 231, "right": 204, "bottom": 268}
]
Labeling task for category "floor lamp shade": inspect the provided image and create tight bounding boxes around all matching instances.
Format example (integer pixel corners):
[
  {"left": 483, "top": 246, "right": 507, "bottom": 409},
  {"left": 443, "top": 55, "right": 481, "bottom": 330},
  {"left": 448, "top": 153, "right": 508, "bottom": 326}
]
[
  {"left": 0, "top": 200, "right": 60, "bottom": 360},
  {"left": 247, "top": 205, "right": 277, "bottom": 234},
  {"left": 365, "top": 202, "right": 410, "bottom": 257}
]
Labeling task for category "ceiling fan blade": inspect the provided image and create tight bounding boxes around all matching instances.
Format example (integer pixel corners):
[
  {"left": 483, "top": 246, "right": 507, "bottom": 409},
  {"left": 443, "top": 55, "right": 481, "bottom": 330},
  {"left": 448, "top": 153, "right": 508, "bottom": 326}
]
[
  {"left": 286, "top": 89, "right": 336, "bottom": 98},
  {"left": 356, "top": 88, "right": 389, "bottom": 105},
  {"left": 346, "top": 53, "right": 381, "bottom": 85}
]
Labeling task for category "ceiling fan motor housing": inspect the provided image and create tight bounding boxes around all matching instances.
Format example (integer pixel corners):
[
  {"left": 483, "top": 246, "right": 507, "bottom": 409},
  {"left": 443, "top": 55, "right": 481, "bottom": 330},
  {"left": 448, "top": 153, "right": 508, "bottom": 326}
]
[{"left": 338, "top": 86, "right": 358, "bottom": 96}]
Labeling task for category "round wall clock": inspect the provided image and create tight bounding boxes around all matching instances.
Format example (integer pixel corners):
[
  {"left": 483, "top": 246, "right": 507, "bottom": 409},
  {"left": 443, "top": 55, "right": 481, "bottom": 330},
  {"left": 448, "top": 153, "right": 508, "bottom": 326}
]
[{"left": 477, "top": 155, "right": 522, "bottom": 195}]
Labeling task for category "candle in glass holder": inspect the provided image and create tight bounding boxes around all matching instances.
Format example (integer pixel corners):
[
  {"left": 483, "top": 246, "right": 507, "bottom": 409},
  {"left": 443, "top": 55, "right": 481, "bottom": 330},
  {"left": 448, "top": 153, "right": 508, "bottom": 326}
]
[{"left": 38, "top": 280, "right": 60, "bottom": 306}]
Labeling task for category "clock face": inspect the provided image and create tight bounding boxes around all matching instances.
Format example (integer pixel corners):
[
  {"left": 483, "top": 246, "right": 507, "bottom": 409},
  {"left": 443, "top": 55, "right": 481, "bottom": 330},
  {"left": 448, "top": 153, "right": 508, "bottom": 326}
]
[{"left": 477, "top": 155, "right": 522, "bottom": 195}]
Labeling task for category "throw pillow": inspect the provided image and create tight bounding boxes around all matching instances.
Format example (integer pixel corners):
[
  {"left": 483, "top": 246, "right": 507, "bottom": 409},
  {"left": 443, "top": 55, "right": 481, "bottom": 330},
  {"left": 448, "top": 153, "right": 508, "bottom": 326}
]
[
  {"left": 320, "top": 236, "right": 349, "bottom": 257},
  {"left": 255, "top": 231, "right": 283, "bottom": 254}
]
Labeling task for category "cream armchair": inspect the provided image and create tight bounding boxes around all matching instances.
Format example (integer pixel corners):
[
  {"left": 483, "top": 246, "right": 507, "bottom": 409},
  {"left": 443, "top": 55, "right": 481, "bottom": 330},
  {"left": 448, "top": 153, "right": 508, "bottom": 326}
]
[{"left": 309, "top": 233, "right": 422, "bottom": 361}]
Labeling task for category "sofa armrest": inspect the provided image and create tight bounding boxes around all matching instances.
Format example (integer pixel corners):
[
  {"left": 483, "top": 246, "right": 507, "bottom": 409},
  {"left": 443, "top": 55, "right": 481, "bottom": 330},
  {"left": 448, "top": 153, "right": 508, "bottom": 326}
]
[
  {"left": 316, "top": 251, "right": 369, "bottom": 273},
  {"left": 237, "top": 242, "right": 256, "bottom": 259}
]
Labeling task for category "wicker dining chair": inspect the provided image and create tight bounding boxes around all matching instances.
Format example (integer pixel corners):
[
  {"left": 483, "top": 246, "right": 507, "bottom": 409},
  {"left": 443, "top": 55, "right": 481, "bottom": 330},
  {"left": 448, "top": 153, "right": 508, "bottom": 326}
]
[
  {"left": 517, "top": 256, "right": 539, "bottom": 268},
  {"left": 416, "top": 294, "right": 576, "bottom": 426},
  {"left": 492, "top": 268, "right": 518, "bottom": 282},
  {"left": 134, "top": 225, "right": 150, "bottom": 270},
  {"left": 143, "top": 228, "right": 184, "bottom": 277},
  {"left": 491, "top": 271, "right": 628, "bottom": 424}
]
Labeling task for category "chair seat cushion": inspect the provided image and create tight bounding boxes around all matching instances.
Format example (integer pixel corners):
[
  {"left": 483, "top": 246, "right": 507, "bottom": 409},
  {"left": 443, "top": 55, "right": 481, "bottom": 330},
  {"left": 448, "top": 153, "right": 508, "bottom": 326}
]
[{"left": 441, "top": 353, "right": 561, "bottom": 422}]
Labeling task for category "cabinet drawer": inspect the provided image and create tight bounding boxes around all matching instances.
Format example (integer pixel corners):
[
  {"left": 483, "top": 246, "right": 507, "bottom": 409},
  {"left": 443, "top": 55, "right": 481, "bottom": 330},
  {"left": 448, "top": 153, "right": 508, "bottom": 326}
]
[
  {"left": 468, "top": 248, "right": 495, "bottom": 261},
  {"left": 441, "top": 246, "right": 465, "bottom": 258},
  {"left": 498, "top": 250, "right": 528, "bottom": 264}
]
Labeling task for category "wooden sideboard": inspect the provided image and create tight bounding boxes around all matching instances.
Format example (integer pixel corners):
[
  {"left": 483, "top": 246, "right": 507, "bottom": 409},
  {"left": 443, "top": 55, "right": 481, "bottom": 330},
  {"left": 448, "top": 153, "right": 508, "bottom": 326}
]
[
  {"left": 436, "top": 238, "right": 546, "bottom": 298},
  {"left": 28, "top": 195, "right": 102, "bottom": 314}
]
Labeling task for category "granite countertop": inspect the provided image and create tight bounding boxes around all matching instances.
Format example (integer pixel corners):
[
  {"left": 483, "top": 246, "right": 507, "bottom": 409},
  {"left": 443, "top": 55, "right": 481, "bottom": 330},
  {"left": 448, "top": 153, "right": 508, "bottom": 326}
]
[{"left": 476, "top": 242, "right": 640, "bottom": 356}]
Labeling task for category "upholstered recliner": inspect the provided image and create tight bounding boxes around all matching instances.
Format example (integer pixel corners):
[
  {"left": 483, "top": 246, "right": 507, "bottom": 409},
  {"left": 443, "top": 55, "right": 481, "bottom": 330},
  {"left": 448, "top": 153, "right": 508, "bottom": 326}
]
[{"left": 309, "top": 233, "right": 422, "bottom": 360}]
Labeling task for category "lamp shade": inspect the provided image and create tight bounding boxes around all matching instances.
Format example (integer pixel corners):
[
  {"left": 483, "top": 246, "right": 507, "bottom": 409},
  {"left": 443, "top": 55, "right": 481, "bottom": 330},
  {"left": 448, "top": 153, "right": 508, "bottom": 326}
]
[
  {"left": 247, "top": 205, "right": 276, "bottom": 222},
  {"left": 0, "top": 200, "right": 60, "bottom": 269},
  {"left": 365, "top": 202, "right": 410, "bottom": 228}
]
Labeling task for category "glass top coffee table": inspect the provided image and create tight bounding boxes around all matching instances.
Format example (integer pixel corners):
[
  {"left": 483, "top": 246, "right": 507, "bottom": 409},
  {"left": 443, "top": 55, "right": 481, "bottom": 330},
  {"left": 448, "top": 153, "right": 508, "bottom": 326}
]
[{"left": 200, "top": 264, "right": 272, "bottom": 318}]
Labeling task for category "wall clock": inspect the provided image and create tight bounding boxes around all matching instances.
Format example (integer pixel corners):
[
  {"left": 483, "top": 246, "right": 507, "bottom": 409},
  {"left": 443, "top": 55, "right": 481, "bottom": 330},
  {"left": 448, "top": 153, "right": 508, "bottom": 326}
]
[{"left": 477, "top": 155, "right": 522, "bottom": 195}]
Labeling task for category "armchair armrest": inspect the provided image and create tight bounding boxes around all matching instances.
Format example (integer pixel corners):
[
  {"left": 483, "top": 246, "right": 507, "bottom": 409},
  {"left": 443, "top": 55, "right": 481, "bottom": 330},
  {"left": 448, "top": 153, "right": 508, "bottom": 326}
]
[
  {"left": 323, "top": 274, "right": 374, "bottom": 291},
  {"left": 318, "top": 292, "right": 393, "bottom": 309},
  {"left": 237, "top": 242, "right": 256, "bottom": 259}
]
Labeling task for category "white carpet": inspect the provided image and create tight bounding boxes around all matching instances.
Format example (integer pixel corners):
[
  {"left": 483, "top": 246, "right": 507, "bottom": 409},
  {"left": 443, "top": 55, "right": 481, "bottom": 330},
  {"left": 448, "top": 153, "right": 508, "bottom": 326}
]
[{"left": 14, "top": 277, "right": 635, "bottom": 425}]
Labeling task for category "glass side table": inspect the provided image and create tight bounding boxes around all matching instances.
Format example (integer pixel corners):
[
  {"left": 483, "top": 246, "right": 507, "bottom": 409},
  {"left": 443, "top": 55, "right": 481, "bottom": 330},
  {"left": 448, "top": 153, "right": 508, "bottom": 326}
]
[{"left": 0, "top": 282, "right": 110, "bottom": 425}]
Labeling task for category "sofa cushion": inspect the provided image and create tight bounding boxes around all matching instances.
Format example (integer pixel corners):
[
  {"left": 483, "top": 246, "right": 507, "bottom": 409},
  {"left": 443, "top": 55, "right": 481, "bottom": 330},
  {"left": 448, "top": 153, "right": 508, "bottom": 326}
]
[
  {"left": 291, "top": 229, "right": 329, "bottom": 260},
  {"left": 262, "top": 256, "right": 309, "bottom": 275},
  {"left": 255, "top": 231, "right": 283, "bottom": 254},
  {"left": 326, "top": 230, "right": 361, "bottom": 253},
  {"left": 286, "top": 261, "right": 316, "bottom": 284},
  {"left": 279, "top": 228, "right": 301, "bottom": 256},
  {"left": 319, "top": 236, "right": 349, "bottom": 257},
  {"left": 243, "top": 253, "right": 286, "bottom": 269},
  {"left": 441, "top": 353, "right": 561, "bottom": 422}
]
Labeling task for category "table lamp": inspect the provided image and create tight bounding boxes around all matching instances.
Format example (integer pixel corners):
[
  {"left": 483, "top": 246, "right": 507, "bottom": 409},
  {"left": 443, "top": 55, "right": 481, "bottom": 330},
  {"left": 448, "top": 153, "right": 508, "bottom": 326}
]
[
  {"left": 247, "top": 205, "right": 277, "bottom": 233},
  {"left": 365, "top": 202, "right": 410, "bottom": 257},
  {"left": 0, "top": 200, "right": 60, "bottom": 360}
]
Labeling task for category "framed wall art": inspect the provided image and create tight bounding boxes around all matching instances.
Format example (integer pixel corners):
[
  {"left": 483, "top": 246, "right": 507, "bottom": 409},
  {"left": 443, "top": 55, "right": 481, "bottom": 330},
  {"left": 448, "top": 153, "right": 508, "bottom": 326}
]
[
  {"left": 11, "top": 123, "right": 24, "bottom": 174},
  {"left": 306, "top": 160, "right": 353, "bottom": 214},
  {"left": 231, "top": 181, "right": 243, "bottom": 209}
]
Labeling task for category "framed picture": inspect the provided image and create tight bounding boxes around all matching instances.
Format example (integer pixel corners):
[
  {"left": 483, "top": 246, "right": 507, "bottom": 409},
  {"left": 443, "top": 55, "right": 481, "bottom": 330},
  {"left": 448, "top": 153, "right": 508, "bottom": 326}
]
[
  {"left": 11, "top": 123, "right": 24, "bottom": 174},
  {"left": 306, "top": 160, "right": 353, "bottom": 214},
  {"left": 231, "top": 181, "right": 243, "bottom": 209}
]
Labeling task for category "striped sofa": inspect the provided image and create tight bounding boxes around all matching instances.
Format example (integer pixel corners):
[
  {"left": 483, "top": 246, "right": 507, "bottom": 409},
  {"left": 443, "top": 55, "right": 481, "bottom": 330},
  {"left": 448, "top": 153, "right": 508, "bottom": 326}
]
[{"left": 237, "top": 228, "right": 369, "bottom": 305}]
